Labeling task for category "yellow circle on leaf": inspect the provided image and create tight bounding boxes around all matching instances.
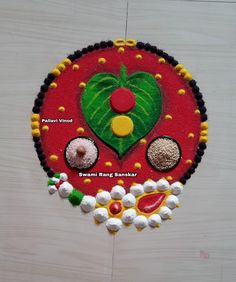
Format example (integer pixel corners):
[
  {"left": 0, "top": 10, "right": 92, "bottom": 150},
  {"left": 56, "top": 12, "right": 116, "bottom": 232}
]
[{"left": 111, "top": 115, "right": 134, "bottom": 137}]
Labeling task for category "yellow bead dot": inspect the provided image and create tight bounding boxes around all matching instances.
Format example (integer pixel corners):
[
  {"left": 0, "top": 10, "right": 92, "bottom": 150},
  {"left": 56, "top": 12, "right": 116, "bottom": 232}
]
[
  {"left": 159, "top": 58, "right": 165, "bottom": 64},
  {"left": 50, "top": 82, "right": 57, "bottom": 89},
  {"left": 201, "top": 122, "right": 208, "bottom": 130},
  {"left": 105, "top": 161, "right": 112, "bottom": 167},
  {"left": 188, "top": 133, "right": 194, "bottom": 139},
  {"left": 31, "top": 121, "right": 39, "bottom": 129},
  {"left": 62, "top": 58, "right": 72, "bottom": 66},
  {"left": 118, "top": 47, "right": 125, "bottom": 54},
  {"left": 84, "top": 178, "right": 92, "bottom": 184},
  {"left": 134, "top": 162, "right": 142, "bottom": 169},
  {"left": 200, "top": 130, "right": 208, "bottom": 136},
  {"left": 175, "top": 64, "right": 184, "bottom": 71},
  {"left": 200, "top": 136, "right": 208, "bottom": 143},
  {"left": 117, "top": 179, "right": 124, "bottom": 186},
  {"left": 76, "top": 127, "right": 84, "bottom": 134},
  {"left": 195, "top": 109, "right": 200, "bottom": 114},
  {"left": 140, "top": 138, "right": 147, "bottom": 145},
  {"left": 57, "top": 64, "right": 66, "bottom": 71},
  {"left": 72, "top": 64, "right": 79, "bottom": 71},
  {"left": 136, "top": 54, "right": 142, "bottom": 60},
  {"left": 51, "top": 68, "right": 61, "bottom": 76},
  {"left": 166, "top": 176, "right": 173, "bottom": 182},
  {"left": 79, "top": 82, "right": 86, "bottom": 89},
  {"left": 179, "top": 68, "right": 188, "bottom": 75},
  {"left": 98, "top": 57, "right": 106, "bottom": 64},
  {"left": 58, "top": 106, "right": 65, "bottom": 112},
  {"left": 185, "top": 159, "right": 192, "bottom": 164},
  {"left": 178, "top": 89, "right": 186, "bottom": 96},
  {"left": 184, "top": 73, "right": 193, "bottom": 81},
  {"left": 49, "top": 155, "right": 58, "bottom": 161},
  {"left": 31, "top": 113, "right": 40, "bottom": 121},
  {"left": 155, "top": 73, "right": 162, "bottom": 80},
  {"left": 32, "top": 129, "right": 40, "bottom": 137},
  {"left": 42, "top": 125, "right": 49, "bottom": 132},
  {"left": 164, "top": 114, "right": 172, "bottom": 120},
  {"left": 111, "top": 115, "right": 134, "bottom": 137}
]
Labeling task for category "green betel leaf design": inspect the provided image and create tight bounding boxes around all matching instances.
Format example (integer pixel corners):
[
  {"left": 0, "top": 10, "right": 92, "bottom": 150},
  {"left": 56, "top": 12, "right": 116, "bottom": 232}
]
[{"left": 81, "top": 65, "right": 162, "bottom": 158}]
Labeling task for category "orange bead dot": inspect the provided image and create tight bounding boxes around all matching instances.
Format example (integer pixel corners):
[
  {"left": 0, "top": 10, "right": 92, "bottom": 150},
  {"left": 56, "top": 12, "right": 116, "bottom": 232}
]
[
  {"left": 58, "top": 106, "right": 65, "bottom": 112},
  {"left": 49, "top": 155, "right": 58, "bottom": 161},
  {"left": 50, "top": 82, "right": 57, "bottom": 89},
  {"left": 105, "top": 161, "right": 112, "bottom": 167},
  {"left": 98, "top": 58, "right": 106, "bottom": 64},
  {"left": 188, "top": 133, "right": 194, "bottom": 139},
  {"left": 166, "top": 176, "right": 173, "bottom": 182},
  {"left": 72, "top": 64, "right": 79, "bottom": 71},
  {"left": 42, "top": 125, "right": 49, "bottom": 132},
  {"left": 135, "top": 54, "right": 142, "bottom": 60},
  {"left": 84, "top": 178, "right": 92, "bottom": 184},
  {"left": 158, "top": 58, "right": 165, "bottom": 64},
  {"left": 140, "top": 138, "right": 147, "bottom": 144},
  {"left": 134, "top": 162, "right": 142, "bottom": 169},
  {"left": 178, "top": 89, "right": 186, "bottom": 96},
  {"left": 155, "top": 73, "right": 162, "bottom": 80},
  {"left": 118, "top": 47, "right": 125, "bottom": 54},
  {"left": 79, "top": 82, "right": 86, "bottom": 89},
  {"left": 117, "top": 179, "right": 124, "bottom": 186},
  {"left": 77, "top": 127, "right": 85, "bottom": 134},
  {"left": 164, "top": 114, "right": 172, "bottom": 120}
]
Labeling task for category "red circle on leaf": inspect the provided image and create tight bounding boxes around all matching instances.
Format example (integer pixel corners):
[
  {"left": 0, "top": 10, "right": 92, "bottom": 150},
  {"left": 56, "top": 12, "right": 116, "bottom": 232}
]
[
  {"left": 109, "top": 201, "right": 122, "bottom": 215},
  {"left": 110, "top": 87, "right": 136, "bottom": 113}
]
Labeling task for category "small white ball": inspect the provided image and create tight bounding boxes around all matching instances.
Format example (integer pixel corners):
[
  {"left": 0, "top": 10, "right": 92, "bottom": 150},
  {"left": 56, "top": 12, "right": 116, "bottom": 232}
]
[
  {"left": 122, "top": 193, "right": 136, "bottom": 208},
  {"left": 133, "top": 215, "right": 148, "bottom": 230},
  {"left": 159, "top": 206, "right": 172, "bottom": 219},
  {"left": 110, "top": 185, "right": 126, "bottom": 199},
  {"left": 166, "top": 195, "right": 179, "bottom": 209},
  {"left": 130, "top": 184, "right": 144, "bottom": 197},
  {"left": 58, "top": 182, "right": 73, "bottom": 198},
  {"left": 48, "top": 185, "right": 57, "bottom": 194},
  {"left": 80, "top": 195, "right": 96, "bottom": 213},
  {"left": 171, "top": 182, "right": 184, "bottom": 195},
  {"left": 121, "top": 209, "right": 137, "bottom": 224},
  {"left": 156, "top": 179, "right": 170, "bottom": 192},
  {"left": 148, "top": 214, "right": 162, "bottom": 227},
  {"left": 93, "top": 208, "right": 108, "bottom": 223},
  {"left": 106, "top": 218, "right": 122, "bottom": 232},
  {"left": 51, "top": 177, "right": 60, "bottom": 184},
  {"left": 60, "top": 173, "right": 68, "bottom": 181},
  {"left": 96, "top": 191, "right": 111, "bottom": 205},
  {"left": 143, "top": 180, "right": 157, "bottom": 193}
]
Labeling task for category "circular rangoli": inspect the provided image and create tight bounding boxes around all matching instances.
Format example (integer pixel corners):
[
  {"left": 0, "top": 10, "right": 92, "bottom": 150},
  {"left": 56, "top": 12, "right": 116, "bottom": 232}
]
[{"left": 31, "top": 39, "right": 208, "bottom": 232}]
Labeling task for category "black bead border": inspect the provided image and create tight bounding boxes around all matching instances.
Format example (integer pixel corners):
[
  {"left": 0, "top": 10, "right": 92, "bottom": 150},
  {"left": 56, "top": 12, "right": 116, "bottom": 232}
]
[{"left": 32, "top": 40, "right": 208, "bottom": 184}]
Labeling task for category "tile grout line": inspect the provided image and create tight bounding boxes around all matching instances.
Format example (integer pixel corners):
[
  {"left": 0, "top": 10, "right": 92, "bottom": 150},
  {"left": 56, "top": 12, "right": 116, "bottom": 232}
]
[
  {"left": 125, "top": 0, "right": 129, "bottom": 40},
  {"left": 110, "top": 235, "right": 116, "bottom": 282}
]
